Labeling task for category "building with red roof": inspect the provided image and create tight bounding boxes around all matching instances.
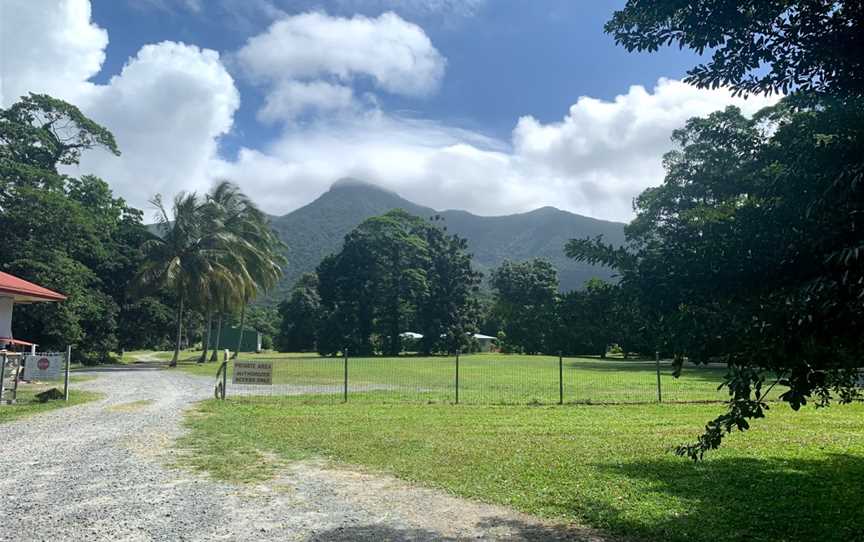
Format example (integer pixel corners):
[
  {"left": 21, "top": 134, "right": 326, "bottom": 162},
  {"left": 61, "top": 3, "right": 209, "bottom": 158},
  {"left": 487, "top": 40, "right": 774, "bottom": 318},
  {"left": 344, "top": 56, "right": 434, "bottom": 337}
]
[{"left": 0, "top": 271, "right": 67, "bottom": 342}]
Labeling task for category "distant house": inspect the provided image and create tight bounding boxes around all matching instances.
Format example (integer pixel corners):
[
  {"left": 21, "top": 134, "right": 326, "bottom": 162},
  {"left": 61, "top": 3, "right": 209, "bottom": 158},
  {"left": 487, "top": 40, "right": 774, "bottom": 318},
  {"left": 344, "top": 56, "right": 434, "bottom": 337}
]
[{"left": 472, "top": 333, "right": 497, "bottom": 352}]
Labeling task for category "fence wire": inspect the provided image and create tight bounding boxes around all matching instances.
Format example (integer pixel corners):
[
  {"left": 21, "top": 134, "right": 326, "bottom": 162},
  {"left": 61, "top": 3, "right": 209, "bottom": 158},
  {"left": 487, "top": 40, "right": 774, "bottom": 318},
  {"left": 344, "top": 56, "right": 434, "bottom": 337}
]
[{"left": 220, "top": 353, "right": 759, "bottom": 405}]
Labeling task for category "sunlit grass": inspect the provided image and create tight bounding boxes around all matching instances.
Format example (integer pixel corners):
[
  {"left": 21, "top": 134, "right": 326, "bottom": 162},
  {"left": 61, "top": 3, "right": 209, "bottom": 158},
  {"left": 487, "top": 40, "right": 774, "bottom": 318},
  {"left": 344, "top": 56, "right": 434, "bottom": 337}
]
[{"left": 180, "top": 399, "right": 864, "bottom": 542}]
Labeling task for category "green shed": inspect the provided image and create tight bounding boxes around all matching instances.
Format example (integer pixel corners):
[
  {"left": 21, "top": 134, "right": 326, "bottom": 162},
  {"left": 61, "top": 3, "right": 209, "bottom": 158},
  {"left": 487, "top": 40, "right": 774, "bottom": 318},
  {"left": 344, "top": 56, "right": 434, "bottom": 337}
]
[{"left": 207, "top": 324, "right": 262, "bottom": 353}]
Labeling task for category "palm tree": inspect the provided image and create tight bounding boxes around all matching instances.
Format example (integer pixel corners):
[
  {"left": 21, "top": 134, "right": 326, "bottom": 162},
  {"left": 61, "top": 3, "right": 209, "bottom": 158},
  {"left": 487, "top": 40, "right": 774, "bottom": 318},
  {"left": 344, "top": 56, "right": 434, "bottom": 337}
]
[
  {"left": 138, "top": 192, "right": 238, "bottom": 367},
  {"left": 204, "top": 181, "right": 286, "bottom": 358}
]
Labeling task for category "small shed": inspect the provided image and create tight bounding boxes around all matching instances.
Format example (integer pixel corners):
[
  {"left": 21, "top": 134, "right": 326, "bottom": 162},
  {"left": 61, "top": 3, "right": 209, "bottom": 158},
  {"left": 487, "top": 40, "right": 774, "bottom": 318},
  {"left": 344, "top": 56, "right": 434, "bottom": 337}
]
[{"left": 472, "top": 333, "right": 497, "bottom": 352}]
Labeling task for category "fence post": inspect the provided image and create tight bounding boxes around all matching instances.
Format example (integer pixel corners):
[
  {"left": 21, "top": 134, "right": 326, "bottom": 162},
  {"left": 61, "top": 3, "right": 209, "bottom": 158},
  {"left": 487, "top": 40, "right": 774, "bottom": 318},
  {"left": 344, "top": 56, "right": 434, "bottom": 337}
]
[
  {"left": 64, "top": 346, "right": 72, "bottom": 401},
  {"left": 222, "top": 360, "right": 227, "bottom": 400},
  {"left": 0, "top": 352, "right": 6, "bottom": 403},
  {"left": 343, "top": 347, "right": 349, "bottom": 403},
  {"left": 655, "top": 351, "right": 662, "bottom": 403},
  {"left": 558, "top": 352, "right": 564, "bottom": 405},
  {"left": 455, "top": 349, "right": 460, "bottom": 404}
]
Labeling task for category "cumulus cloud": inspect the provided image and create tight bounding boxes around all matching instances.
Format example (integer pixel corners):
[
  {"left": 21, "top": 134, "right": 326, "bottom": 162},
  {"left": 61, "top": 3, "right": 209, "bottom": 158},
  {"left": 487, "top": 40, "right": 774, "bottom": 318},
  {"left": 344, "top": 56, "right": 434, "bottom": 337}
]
[
  {"left": 214, "top": 79, "right": 779, "bottom": 221},
  {"left": 77, "top": 42, "right": 239, "bottom": 208},
  {"left": 235, "top": 11, "right": 445, "bottom": 121},
  {"left": 0, "top": 0, "right": 107, "bottom": 106},
  {"left": 0, "top": 0, "right": 239, "bottom": 214},
  {"left": 2, "top": 1, "right": 780, "bottom": 223}
]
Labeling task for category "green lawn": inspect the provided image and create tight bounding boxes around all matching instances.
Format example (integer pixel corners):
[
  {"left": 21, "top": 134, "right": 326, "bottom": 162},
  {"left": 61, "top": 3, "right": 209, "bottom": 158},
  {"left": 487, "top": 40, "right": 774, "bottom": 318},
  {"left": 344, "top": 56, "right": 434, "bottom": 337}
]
[
  {"left": 0, "top": 379, "right": 102, "bottom": 424},
  {"left": 159, "top": 350, "right": 771, "bottom": 405},
  {"left": 180, "top": 398, "right": 864, "bottom": 542}
]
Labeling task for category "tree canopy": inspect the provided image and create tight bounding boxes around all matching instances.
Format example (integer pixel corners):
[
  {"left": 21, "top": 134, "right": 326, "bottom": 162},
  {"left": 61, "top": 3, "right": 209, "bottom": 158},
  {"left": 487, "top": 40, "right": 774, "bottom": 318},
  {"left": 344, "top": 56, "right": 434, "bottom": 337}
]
[
  {"left": 563, "top": 2, "right": 864, "bottom": 458},
  {"left": 303, "top": 209, "right": 480, "bottom": 356},
  {"left": 606, "top": 0, "right": 864, "bottom": 98}
]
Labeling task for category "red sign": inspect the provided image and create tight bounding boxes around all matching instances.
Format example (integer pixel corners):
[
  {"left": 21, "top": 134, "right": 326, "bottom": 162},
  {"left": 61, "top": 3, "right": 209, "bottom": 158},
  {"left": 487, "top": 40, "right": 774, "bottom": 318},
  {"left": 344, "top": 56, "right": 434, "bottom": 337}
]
[{"left": 37, "top": 357, "right": 50, "bottom": 370}]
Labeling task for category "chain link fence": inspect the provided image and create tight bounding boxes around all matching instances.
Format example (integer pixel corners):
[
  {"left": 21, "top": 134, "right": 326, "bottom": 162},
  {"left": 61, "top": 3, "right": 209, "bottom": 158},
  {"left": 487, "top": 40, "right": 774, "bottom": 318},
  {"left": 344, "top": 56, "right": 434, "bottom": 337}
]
[{"left": 214, "top": 352, "right": 760, "bottom": 405}]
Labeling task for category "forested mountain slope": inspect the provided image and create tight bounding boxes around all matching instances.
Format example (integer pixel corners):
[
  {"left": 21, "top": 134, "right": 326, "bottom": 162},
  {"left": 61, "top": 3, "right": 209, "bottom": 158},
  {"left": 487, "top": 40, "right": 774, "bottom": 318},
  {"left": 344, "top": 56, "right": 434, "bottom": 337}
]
[{"left": 266, "top": 179, "right": 625, "bottom": 303}]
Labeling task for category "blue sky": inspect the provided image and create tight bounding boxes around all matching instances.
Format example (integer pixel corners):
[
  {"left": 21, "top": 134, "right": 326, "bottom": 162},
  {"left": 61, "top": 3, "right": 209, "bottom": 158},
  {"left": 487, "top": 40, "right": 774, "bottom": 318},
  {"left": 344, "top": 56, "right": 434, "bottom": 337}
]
[
  {"left": 2, "top": 1, "right": 776, "bottom": 221},
  {"left": 91, "top": 1, "right": 701, "bottom": 157}
]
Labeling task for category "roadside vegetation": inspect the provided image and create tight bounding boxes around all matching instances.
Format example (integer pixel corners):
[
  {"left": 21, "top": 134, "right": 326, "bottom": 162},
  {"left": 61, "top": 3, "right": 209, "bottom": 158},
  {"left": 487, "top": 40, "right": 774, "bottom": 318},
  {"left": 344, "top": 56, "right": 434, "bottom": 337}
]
[{"left": 0, "top": 380, "right": 101, "bottom": 424}]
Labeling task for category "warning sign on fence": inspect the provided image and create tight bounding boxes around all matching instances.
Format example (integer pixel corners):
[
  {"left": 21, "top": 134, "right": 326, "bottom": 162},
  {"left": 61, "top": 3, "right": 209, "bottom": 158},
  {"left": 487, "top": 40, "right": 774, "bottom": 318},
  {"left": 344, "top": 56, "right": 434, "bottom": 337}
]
[
  {"left": 23, "top": 354, "right": 63, "bottom": 381},
  {"left": 233, "top": 361, "right": 273, "bottom": 385}
]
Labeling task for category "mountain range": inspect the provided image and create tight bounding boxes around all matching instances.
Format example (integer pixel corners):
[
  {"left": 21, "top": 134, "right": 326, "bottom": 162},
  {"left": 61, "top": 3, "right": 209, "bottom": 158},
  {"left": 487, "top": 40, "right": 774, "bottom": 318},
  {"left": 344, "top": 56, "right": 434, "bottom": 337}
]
[{"left": 265, "top": 179, "right": 626, "bottom": 303}]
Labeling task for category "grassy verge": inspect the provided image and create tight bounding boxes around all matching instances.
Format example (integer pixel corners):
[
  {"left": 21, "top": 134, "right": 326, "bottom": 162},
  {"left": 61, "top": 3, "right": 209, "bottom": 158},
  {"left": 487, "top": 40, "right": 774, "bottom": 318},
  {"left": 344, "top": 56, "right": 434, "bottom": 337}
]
[
  {"left": 155, "top": 350, "right": 745, "bottom": 404},
  {"left": 0, "top": 382, "right": 102, "bottom": 424},
  {"left": 180, "top": 399, "right": 864, "bottom": 542}
]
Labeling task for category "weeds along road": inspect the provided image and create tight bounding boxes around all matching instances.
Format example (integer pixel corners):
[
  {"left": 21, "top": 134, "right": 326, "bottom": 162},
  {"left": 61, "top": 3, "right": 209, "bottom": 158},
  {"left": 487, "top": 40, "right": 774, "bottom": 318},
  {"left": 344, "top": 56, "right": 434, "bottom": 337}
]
[{"left": 0, "top": 363, "right": 609, "bottom": 542}]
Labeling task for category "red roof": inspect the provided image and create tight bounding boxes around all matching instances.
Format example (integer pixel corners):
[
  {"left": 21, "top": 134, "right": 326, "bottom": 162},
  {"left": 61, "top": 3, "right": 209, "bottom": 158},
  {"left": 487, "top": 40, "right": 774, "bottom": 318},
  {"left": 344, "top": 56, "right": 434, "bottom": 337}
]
[
  {"left": 2, "top": 338, "right": 37, "bottom": 346},
  {"left": 0, "top": 271, "right": 67, "bottom": 302}
]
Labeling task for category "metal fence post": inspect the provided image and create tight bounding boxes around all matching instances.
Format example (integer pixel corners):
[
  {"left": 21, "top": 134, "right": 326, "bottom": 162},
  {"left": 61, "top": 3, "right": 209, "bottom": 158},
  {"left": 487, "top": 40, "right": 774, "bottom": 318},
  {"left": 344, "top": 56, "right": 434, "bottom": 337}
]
[
  {"left": 343, "top": 347, "right": 349, "bottom": 403},
  {"left": 655, "top": 351, "right": 662, "bottom": 403},
  {"left": 455, "top": 349, "right": 460, "bottom": 404},
  {"left": 64, "top": 345, "right": 72, "bottom": 401},
  {"left": 558, "top": 352, "right": 564, "bottom": 405},
  {"left": 222, "top": 360, "right": 227, "bottom": 400},
  {"left": 0, "top": 352, "right": 6, "bottom": 403}
]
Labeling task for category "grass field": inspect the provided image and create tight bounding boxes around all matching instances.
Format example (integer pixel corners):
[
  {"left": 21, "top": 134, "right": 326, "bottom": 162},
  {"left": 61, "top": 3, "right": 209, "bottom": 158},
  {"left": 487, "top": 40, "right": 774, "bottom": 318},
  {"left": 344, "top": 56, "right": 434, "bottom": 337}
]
[
  {"left": 180, "top": 398, "right": 864, "bottom": 542},
  {"left": 0, "top": 378, "right": 101, "bottom": 424},
  {"left": 151, "top": 350, "right": 779, "bottom": 405}
]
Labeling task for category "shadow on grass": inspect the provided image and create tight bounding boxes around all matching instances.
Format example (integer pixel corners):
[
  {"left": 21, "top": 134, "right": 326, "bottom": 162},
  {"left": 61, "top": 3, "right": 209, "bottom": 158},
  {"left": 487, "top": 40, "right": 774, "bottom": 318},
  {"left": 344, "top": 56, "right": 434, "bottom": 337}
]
[
  {"left": 308, "top": 517, "right": 611, "bottom": 541},
  {"left": 585, "top": 454, "right": 864, "bottom": 542}
]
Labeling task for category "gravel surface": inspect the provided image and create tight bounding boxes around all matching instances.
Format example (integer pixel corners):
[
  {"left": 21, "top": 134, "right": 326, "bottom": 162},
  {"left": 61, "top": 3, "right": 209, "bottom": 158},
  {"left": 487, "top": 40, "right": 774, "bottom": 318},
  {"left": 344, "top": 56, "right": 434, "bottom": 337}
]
[{"left": 0, "top": 364, "right": 615, "bottom": 541}]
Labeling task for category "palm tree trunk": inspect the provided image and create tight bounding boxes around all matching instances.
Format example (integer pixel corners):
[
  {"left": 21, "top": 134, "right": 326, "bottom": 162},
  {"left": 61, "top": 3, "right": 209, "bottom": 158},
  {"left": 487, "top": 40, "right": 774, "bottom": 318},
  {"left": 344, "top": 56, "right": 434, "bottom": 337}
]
[
  {"left": 170, "top": 293, "right": 184, "bottom": 367},
  {"left": 232, "top": 303, "right": 246, "bottom": 359},
  {"left": 199, "top": 310, "right": 212, "bottom": 363},
  {"left": 209, "top": 314, "right": 223, "bottom": 362}
]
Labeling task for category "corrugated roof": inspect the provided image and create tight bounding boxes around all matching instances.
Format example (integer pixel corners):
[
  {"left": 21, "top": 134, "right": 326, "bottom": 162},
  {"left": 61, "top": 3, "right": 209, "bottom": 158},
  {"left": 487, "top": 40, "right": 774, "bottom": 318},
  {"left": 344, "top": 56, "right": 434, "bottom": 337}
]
[{"left": 0, "top": 271, "right": 67, "bottom": 302}]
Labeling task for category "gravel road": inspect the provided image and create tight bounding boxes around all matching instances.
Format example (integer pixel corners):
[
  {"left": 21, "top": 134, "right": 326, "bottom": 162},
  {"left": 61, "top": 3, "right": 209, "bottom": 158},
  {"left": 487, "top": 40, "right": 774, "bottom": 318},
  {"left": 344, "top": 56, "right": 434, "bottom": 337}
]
[{"left": 0, "top": 364, "right": 613, "bottom": 541}]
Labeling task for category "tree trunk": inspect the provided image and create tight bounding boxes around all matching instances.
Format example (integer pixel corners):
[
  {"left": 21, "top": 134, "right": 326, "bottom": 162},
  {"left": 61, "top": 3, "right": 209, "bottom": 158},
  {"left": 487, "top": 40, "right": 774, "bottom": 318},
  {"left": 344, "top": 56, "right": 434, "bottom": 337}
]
[
  {"left": 209, "top": 314, "right": 223, "bottom": 362},
  {"left": 232, "top": 303, "right": 246, "bottom": 359},
  {"left": 170, "top": 293, "right": 184, "bottom": 367},
  {"left": 199, "top": 310, "right": 212, "bottom": 363}
]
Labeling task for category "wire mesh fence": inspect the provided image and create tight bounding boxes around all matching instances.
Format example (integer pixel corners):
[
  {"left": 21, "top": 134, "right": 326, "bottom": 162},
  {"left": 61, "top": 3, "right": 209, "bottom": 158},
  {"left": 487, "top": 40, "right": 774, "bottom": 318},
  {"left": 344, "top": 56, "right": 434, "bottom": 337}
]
[{"left": 217, "top": 352, "right": 766, "bottom": 405}]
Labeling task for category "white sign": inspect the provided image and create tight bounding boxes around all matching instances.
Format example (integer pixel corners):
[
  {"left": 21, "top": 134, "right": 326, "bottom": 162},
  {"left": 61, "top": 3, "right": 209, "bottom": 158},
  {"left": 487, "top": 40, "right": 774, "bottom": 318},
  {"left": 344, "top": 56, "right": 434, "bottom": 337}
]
[
  {"left": 23, "top": 354, "right": 63, "bottom": 380},
  {"left": 233, "top": 361, "right": 273, "bottom": 385}
]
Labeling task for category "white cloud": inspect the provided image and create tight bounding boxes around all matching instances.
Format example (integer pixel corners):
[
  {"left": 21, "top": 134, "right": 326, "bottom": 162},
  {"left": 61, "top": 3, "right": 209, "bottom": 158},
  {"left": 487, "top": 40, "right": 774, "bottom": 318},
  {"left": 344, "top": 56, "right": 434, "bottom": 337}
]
[
  {"left": 0, "top": 0, "right": 107, "bottom": 106},
  {"left": 215, "top": 79, "right": 779, "bottom": 221},
  {"left": 235, "top": 11, "right": 445, "bottom": 121},
  {"left": 77, "top": 42, "right": 239, "bottom": 209},
  {"left": 258, "top": 80, "right": 356, "bottom": 123},
  {"left": 0, "top": 0, "right": 239, "bottom": 214},
  {"left": 1, "top": 1, "right": 780, "bottom": 223}
]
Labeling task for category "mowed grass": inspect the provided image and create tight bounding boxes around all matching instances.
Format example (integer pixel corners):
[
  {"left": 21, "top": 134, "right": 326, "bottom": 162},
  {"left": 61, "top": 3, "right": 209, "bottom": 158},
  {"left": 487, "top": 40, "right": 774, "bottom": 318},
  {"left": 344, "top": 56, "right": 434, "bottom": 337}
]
[
  {"left": 181, "top": 398, "right": 864, "bottom": 542},
  {"left": 162, "top": 350, "right": 764, "bottom": 405},
  {"left": 0, "top": 380, "right": 102, "bottom": 424}
]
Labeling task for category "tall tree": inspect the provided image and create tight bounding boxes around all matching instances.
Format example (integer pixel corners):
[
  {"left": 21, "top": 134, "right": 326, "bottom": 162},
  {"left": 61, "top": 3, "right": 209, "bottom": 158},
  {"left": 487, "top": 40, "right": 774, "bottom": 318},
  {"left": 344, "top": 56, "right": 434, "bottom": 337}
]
[
  {"left": 593, "top": 0, "right": 864, "bottom": 459},
  {"left": 0, "top": 94, "right": 169, "bottom": 362},
  {"left": 138, "top": 193, "right": 236, "bottom": 366},
  {"left": 415, "top": 216, "right": 482, "bottom": 354},
  {"left": 276, "top": 273, "right": 322, "bottom": 352},
  {"left": 490, "top": 260, "right": 559, "bottom": 354}
]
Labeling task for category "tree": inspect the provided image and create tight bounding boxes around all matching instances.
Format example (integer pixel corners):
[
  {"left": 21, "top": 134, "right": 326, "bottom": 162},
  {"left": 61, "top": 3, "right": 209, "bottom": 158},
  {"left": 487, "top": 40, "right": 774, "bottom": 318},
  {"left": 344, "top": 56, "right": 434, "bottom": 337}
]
[
  {"left": 415, "top": 216, "right": 482, "bottom": 354},
  {"left": 580, "top": 0, "right": 864, "bottom": 459},
  {"left": 0, "top": 94, "right": 165, "bottom": 363},
  {"left": 316, "top": 210, "right": 430, "bottom": 356},
  {"left": 490, "top": 260, "right": 558, "bottom": 354},
  {"left": 314, "top": 210, "right": 479, "bottom": 356},
  {"left": 203, "top": 181, "right": 285, "bottom": 360},
  {"left": 567, "top": 102, "right": 864, "bottom": 458},
  {"left": 606, "top": 0, "right": 864, "bottom": 98},
  {"left": 276, "top": 273, "right": 321, "bottom": 352},
  {"left": 138, "top": 193, "right": 231, "bottom": 366}
]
